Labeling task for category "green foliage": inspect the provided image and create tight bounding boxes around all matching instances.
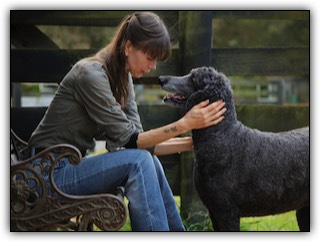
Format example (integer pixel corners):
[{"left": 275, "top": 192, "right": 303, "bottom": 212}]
[
  {"left": 115, "top": 196, "right": 299, "bottom": 231},
  {"left": 37, "top": 25, "right": 116, "bottom": 49},
  {"left": 182, "top": 210, "right": 213, "bottom": 231},
  {"left": 213, "top": 19, "right": 309, "bottom": 48},
  {"left": 119, "top": 217, "right": 132, "bottom": 231},
  {"left": 182, "top": 210, "right": 299, "bottom": 231},
  {"left": 117, "top": 210, "right": 299, "bottom": 232},
  {"left": 33, "top": 13, "right": 309, "bottom": 106},
  {"left": 20, "top": 83, "right": 40, "bottom": 96},
  {"left": 37, "top": 15, "right": 309, "bottom": 50},
  {"left": 240, "top": 211, "right": 299, "bottom": 231}
]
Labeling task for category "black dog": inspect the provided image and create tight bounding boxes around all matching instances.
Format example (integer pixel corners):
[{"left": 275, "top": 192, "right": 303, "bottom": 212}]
[{"left": 159, "top": 67, "right": 310, "bottom": 231}]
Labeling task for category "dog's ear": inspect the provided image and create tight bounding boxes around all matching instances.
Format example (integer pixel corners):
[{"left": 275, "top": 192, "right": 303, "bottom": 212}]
[
  {"left": 185, "top": 71, "right": 232, "bottom": 110},
  {"left": 207, "top": 73, "right": 232, "bottom": 102}
]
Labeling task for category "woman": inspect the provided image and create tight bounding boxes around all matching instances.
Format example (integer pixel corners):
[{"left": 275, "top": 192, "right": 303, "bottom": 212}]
[{"left": 27, "top": 12, "right": 226, "bottom": 231}]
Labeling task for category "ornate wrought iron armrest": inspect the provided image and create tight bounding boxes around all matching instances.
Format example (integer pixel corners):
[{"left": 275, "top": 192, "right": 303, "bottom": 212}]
[
  {"left": 11, "top": 143, "right": 82, "bottom": 196},
  {"left": 11, "top": 144, "right": 127, "bottom": 231}
]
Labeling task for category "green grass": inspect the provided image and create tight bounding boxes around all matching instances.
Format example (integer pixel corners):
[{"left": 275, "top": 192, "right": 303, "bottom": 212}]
[
  {"left": 118, "top": 196, "right": 299, "bottom": 231},
  {"left": 240, "top": 211, "right": 299, "bottom": 231}
]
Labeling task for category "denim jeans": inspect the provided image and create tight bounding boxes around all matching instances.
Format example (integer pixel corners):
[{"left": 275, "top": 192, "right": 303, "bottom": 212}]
[{"left": 51, "top": 148, "right": 185, "bottom": 231}]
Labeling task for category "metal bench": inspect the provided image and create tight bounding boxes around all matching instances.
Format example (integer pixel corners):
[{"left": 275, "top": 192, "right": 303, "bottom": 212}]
[{"left": 10, "top": 129, "right": 127, "bottom": 231}]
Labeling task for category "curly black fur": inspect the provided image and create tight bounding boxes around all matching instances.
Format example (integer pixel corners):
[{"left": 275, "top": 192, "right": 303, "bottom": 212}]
[{"left": 159, "top": 67, "right": 310, "bottom": 231}]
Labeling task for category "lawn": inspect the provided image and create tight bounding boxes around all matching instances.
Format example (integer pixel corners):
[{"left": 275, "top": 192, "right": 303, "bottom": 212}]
[
  {"left": 118, "top": 196, "right": 299, "bottom": 231},
  {"left": 240, "top": 211, "right": 299, "bottom": 231}
]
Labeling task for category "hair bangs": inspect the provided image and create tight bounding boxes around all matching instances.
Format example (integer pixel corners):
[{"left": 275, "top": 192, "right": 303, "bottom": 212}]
[{"left": 141, "top": 35, "right": 171, "bottom": 61}]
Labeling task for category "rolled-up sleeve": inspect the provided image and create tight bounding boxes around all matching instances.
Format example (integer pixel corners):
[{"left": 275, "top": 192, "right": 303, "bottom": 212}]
[
  {"left": 123, "top": 74, "right": 144, "bottom": 133},
  {"left": 73, "top": 62, "right": 137, "bottom": 152}
]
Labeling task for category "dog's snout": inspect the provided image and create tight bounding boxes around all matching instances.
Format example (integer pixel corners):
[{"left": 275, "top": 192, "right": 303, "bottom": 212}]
[{"left": 158, "top": 76, "right": 168, "bottom": 86}]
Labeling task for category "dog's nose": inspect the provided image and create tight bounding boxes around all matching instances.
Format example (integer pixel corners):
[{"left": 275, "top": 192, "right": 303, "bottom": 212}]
[{"left": 158, "top": 76, "right": 168, "bottom": 86}]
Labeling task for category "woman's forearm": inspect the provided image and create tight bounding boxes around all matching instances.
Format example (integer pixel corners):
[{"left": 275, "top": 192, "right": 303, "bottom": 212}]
[
  {"left": 136, "top": 100, "right": 226, "bottom": 153},
  {"left": 136, "top": 118, "right": 189, "bottom": 149},
  {"left": 153, "top": 137, "right": 193, "bottom": 156}
]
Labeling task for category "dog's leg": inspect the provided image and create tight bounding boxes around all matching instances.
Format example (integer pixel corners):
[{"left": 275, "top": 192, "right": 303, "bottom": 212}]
[
  {"left": 209, "top": 208, "right": 240, "bottom": 231},
  {"left": 296, "top": 206, "right": 310, "bottom": 231},
  {"left": 209, "top": 210, "right": 221, "bottom": 231}
]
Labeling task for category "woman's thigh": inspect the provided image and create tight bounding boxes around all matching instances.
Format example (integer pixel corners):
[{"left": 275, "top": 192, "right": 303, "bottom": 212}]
[{"left": 54, "top": 149, "right": 152, "bottom": 195}]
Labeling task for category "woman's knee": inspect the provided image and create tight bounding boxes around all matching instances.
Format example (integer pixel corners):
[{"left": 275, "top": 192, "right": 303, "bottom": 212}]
[
  {"left": 134, "top": 149, "right": 154, "bottom": 166},
  {"left": 124, "top": 149, "right": 155, "bottom": 172},
  {"left": 151, "top": 155, "right": 165, "bottom": 172}
]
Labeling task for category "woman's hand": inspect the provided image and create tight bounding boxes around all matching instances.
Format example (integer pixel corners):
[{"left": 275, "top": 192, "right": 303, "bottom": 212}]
[
  {"left": 180, "top": 100, "right": 226, "bottom": 130},
  {"left": 136, "top": 100, "right": 226, "bottom": 150}
]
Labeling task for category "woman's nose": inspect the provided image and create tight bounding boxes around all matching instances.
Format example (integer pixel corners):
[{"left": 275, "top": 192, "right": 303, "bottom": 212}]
[{"left": 148, "top": 60, "right": 157, "bottom": 70}]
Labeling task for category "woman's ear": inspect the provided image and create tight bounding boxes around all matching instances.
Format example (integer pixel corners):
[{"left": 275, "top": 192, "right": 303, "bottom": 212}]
[{"left": 124, "top": 41, "right": 132, "bottom": 57}]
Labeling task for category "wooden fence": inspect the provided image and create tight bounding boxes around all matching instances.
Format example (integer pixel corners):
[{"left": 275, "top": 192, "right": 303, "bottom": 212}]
[{"left": 10, "top": 10, "right": 309, "bottom": 223}]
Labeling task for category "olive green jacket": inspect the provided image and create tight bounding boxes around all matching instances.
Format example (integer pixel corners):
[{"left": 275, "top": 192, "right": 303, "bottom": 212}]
[{"left": 28, "top": 58, "right": 143, "bottom": 153}]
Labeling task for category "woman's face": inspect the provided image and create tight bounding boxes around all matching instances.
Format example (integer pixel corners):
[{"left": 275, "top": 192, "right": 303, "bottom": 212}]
[{"left": 125, "top": 41, "right": 157, "bottom": 78}]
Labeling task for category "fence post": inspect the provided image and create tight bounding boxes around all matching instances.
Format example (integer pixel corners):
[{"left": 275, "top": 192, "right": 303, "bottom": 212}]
[
  {"left": 179, "top": 11, "right": 212, "bottom": 73},
  {"left": 178, "top": 10, "right": 212, "bottom": 226}
]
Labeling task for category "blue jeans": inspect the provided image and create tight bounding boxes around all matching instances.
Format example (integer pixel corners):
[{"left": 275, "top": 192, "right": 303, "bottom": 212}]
[{"left": 51, "top": 149, "right": 185, "bottom": 231}]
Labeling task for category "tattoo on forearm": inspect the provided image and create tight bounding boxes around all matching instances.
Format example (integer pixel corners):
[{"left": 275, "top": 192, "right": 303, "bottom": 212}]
[
  {"left": 171, "top": 126, "right": 178, "bottom": 132},
  {"left": 164, "top": 126, "right": 178, "bottom": 134}
]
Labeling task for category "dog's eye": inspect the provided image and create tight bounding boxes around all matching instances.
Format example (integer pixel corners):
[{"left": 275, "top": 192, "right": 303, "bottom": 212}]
[
  {"left": 190, "top": 73, "right": 197, "bottom": 82},
  {"left": 189, "top": 75, "right": 197, "bottom": 86},
  {"left": 189, "top": 72, "right": 204, "bottom": 88}
]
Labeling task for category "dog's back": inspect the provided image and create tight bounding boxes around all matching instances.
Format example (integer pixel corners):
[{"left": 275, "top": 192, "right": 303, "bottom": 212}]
[
  {"left": 194, "top": 124, "right": 309, "bottom": 215},
  {"left": 193, "top": 123, "right": 309, "bottom": 231}
]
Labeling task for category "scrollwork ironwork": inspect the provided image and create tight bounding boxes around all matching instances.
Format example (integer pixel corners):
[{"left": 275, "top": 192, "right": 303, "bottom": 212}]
[{"left": 10, "top": 139, "right": 127, "bottom": 231}]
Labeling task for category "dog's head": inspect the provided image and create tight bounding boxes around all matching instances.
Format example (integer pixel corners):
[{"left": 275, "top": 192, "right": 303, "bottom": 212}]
[{"left": 159, "top": 66, "right": 233, "bottom": 110}]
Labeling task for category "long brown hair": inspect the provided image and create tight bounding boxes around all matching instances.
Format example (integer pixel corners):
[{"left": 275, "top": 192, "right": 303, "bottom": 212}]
[{"left": 96, "top": 12, "right": 171, "bottom": 107}]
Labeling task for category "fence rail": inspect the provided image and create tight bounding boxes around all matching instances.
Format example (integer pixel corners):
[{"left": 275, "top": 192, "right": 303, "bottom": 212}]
[{"left": 11, "top": 47, "right": 309, "bottom": 84}]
